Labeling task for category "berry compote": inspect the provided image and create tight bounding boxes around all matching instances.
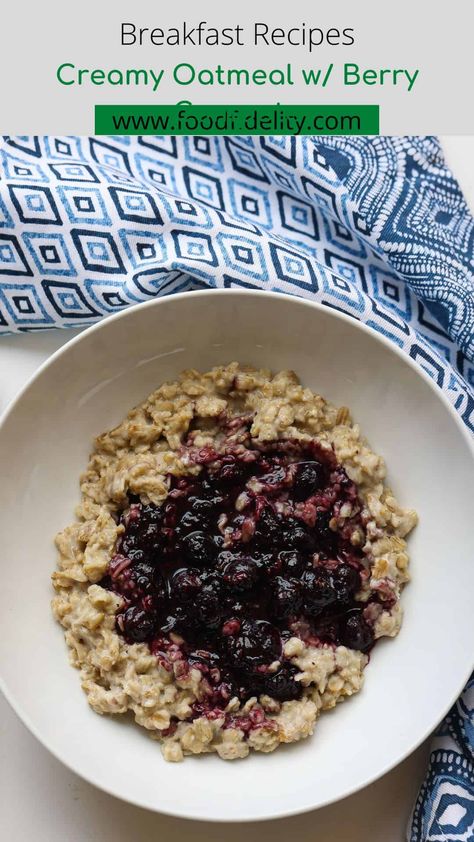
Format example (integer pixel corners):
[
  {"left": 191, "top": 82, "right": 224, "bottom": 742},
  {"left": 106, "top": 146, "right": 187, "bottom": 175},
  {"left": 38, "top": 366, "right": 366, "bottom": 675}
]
[{"left": 101, "top": 436, "right": 376, "bottom": 711}]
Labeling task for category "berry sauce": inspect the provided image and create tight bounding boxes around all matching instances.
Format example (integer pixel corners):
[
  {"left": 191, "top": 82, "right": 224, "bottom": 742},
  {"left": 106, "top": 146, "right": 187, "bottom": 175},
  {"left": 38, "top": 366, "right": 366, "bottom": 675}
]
[{"left": 101, "top": 437, "right": 376, "bottom": 713}]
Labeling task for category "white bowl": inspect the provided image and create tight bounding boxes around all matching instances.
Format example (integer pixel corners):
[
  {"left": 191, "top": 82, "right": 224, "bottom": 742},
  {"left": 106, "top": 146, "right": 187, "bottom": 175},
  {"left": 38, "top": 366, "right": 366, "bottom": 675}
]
[{"left": 1, "top": 290, "right": 473, "bottom": 822}]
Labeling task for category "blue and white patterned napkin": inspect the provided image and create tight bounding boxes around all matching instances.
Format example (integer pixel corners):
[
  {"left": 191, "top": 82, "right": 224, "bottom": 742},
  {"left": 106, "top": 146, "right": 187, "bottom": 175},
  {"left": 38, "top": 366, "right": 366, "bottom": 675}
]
[{"left": 0, "top": 135, "right": 473, "bottom": 838}]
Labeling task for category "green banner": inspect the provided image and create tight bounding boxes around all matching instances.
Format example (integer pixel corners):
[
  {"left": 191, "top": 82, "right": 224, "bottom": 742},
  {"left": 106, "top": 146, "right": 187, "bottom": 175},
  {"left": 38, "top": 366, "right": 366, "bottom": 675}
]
[{"left": 95, "top": 103, "right": 379, "bottom": 135}]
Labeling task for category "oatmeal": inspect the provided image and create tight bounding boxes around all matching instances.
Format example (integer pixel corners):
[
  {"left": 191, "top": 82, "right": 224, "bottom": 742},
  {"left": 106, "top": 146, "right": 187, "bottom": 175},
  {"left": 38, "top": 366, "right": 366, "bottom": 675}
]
[{"left": 52, "top": 363, "right": 417, "bottom": 761}]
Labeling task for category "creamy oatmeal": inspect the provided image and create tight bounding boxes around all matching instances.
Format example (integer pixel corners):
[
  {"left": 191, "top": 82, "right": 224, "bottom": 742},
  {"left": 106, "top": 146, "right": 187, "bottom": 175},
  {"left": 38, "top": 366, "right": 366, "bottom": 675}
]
[{"left": 52, "top": 363, "right": 417, "bottom": 761}]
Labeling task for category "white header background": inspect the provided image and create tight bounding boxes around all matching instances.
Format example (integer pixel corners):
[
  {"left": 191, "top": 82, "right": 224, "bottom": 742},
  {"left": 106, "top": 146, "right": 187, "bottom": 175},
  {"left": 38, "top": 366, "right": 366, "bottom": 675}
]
[{"left": 1, "top": 0, "right": 472, "bottom": 133}]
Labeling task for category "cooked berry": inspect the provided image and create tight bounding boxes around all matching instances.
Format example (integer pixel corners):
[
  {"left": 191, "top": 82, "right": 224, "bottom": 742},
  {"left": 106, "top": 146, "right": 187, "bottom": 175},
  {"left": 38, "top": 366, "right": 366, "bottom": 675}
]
[
  {"left": 195, "top": 585, "right": 222, "bottom": 627},
  {"left": 125, "top": 547, "right": 147, "bottom": 564},
  {"left": 175, "top": 510, "right": 209, "bottom": 537},
  {"left": 120, "top": 605, "right": 156, "bottom": 643},
  {"left": 302, "top": 568, "right": 337, "bottom": 614},
  {"left": 341, "top": 610, "right": 374, "bottom": 652},
  {"left": 217, "top": 553, "right": 259, "bottom": 592},
  {"left": 169, "top": 567, "right": 202, "bottom": 601},
  {"left": 180, "top": 531, "right": 216, "bottom": 566},
  {"left": 189, "top": 492, "right": 224, "bottom": 513},
  {"left": 314, "top": 510, "right": 337, "bottom": 550},
  {"left": 132, "top": 561, "right": 157, "bottom": 594},
  {"left": 333, "top": 565, "right": 360, "bottom": 603},
  {"left": 224, "top": 619, "right": 281, "bottom": 672},
  {"left": 120, "top": 504, "right": 163, "bottom": 556},
  {"left": 221, "top": 618, "right": 241, "bottom": 637},
  {"left": 258, "top": 552, "right": 283, "bottom": 577},
  {"left": 271, "top": 576, "right": 302, "bottom": 618},
  {"left": 254, "top": 507, "right": 281, "bottom": 547},
  {"left": 106, "top": 438, "right": 370, "bottom": 707},
  {"left": 213, "top": 460, "right": 247, "bottom": 486},
  {"left": 256, "top": 663, "right": 302, "bottom": 701},
  {"left": 158, "top": 605, "right": 197, "bottom": 635},
  {"left": 282, "top": 519, "right": 316, "bottom": 552},
  {"left": 293, "top": 461, "right": 326, "bottom": 501},
  {"left": 141, "top": 503, "right": 163, "bottom": 523},
  {"left": 278, "top": 550, "right": 307, "bottom": 577},
  {"left": 120, "top": 534, "right": 137, "bottom": 557}
]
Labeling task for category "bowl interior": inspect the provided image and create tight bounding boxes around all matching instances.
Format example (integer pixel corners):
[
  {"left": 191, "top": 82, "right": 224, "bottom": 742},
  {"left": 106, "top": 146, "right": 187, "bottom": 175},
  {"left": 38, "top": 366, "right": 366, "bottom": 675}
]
[{"left": 0, "top": 291, "right": 473, "bottom": 821}]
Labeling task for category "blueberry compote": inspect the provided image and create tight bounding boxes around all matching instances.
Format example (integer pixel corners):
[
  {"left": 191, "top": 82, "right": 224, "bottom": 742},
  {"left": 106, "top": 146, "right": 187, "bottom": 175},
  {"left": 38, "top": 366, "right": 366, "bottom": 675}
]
[{"left": 102, "top": 438, "right": 375, "bottom": 713}]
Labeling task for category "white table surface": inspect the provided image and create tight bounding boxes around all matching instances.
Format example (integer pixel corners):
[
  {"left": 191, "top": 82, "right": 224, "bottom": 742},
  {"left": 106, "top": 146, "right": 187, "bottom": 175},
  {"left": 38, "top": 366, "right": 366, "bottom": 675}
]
[{"left": 1, "top": 137, "right": 473, "bottom": 842}]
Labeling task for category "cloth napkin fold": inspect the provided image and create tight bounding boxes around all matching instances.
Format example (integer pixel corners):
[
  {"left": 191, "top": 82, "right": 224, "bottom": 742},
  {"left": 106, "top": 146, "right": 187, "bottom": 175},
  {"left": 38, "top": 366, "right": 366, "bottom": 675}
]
[{"left": 0, "top": 134, "right": 473, "bottom": 838}]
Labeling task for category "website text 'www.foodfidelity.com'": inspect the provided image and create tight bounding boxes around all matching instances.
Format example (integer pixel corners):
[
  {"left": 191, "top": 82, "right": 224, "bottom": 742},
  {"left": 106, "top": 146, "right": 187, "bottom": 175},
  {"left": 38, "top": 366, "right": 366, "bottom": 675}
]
[{"left": 94, "top": 104, "right": 379, "bottom": 135}]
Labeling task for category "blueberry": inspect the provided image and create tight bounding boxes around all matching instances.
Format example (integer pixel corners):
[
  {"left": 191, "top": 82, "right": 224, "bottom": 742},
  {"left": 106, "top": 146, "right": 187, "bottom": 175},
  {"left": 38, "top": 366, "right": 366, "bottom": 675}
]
[
  {"left": 217, "top": 553, "right": 259, "bottom": 592},
  {"left": 180, "top": 531, "right": 216, "bottom": 566},
  {"left": 163, "top": 501, "right": 178, "bottom": 528},
  {"left": 256, "top": 663, "right": 302, "bottom": 702},
  {"left": 120, "top": 534, "right": 138, "bottom": 557},
  {"left": 340, "top": 610, "right": 373, "bottom": 652},
  {"left": 125, "top": 548, "right": 147, "bottom": 564},
  {"left": 212, "top": 460, "right": 246, "bottom": 486},
  {"left": 141, "top": 503, "right": 163, "bottom": 523},
  {"left": 189, "top": 492, "right": 224, "bottom": 513},
  {"left": 158, "top": 605, "right": 197, "bottom": 635},
  {"left": 214, "top": 550, "right": 233, "bottom": 576},
  {"left": 224, "top": 598, "right": 245, "bottom": 617},
  {"left": 132, "top": 561, "right": 157, "bottom": 594},
  {"left": 282, "top": 518, "right": 315, "bottom": 552},
  {"left": 314, "top": 510, "right": 338, "bottom": 552},
  {"left": 293, "top": 461, "right": 326, "bottom": 501},
  {"left": 195, "top": 585, "right": 222, "bottom": 627},
  {"left": 254, "top": 508, "right": 281, "bottom": 548},
  {"left": 169, "top": 567, "right": 202, "bottom": 601},
  {"left": 251, "top": 552, "right": 275, "bottom": 571},
  {"left": 121, "top": 504, "right": 163, "bottom": 555},
  {"left": 271, "top": 576, "right": 302, "bottom": 618},
  {"left": 175, "top": 510, "right": 209, "bottom": 537},
  {"left": 188, "top": 496, "right": 213, "bottom": 514},
  {"left": 301, "top": 568, "right": 337, "bottom": 614},
  {"left": 259, "top": 553, "right": 283, "bottom": 578},
  {"left": 224, "top": 619, "right": 282, "bottom": 672},
  {"left": 332, "top": 565, "right": 360, "bottom": 603},
  {"left": 120, "top": 605, "right": 156, "bottom": 643},
  {"left": 142, "top": 523, "right": 163, "bottom": 553},
  {"left": 278, "top": 550, "right": 306, "bottom": 577}
]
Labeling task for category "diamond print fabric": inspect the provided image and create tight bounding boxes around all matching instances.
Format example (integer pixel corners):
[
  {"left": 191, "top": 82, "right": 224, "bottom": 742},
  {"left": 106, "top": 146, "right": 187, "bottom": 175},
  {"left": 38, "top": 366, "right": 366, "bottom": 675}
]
[
  {"left": 0, "top": 136, "right": 473, "bottom": 839},
  {"left": 409, "top": 678, "right": 474, "bottom": 842},
  {"left": 0, "top": 136, "right": 472, "bottom": 430}
]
